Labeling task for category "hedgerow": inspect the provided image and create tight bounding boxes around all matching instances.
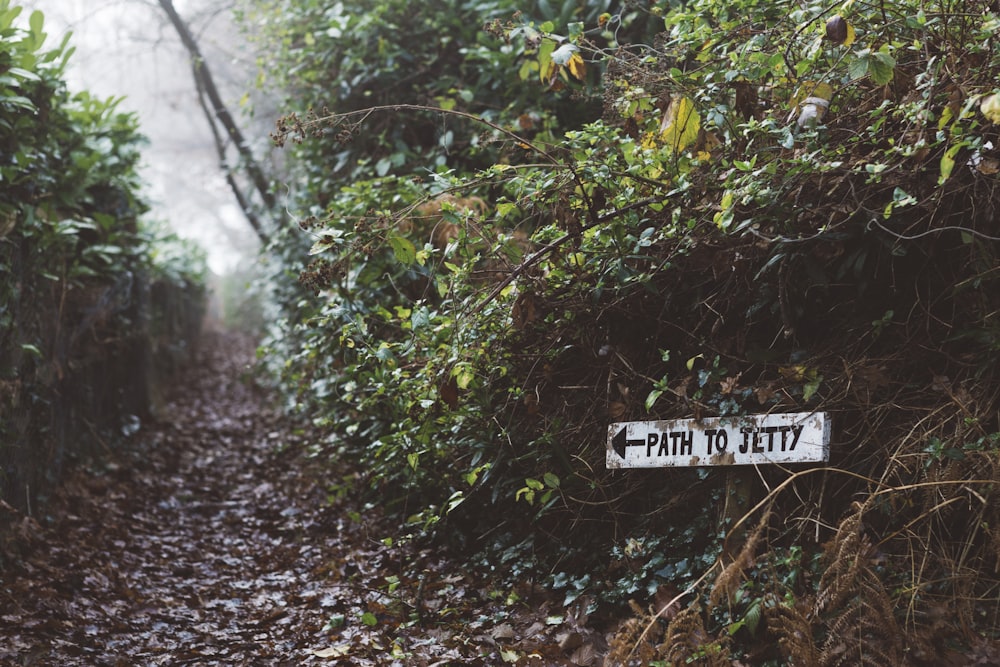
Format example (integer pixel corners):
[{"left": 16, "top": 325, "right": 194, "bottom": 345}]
[
  {"left": 252, "top": 0, "right": 1000, "bottom": 660},
  {"left": 0, "top": 3, "right": 206, "bottom": 520}
]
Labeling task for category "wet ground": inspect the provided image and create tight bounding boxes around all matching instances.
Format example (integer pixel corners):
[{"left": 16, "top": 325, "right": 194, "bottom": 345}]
[{"left": 0, "top": 330, "right": 604, "bottom": 666}]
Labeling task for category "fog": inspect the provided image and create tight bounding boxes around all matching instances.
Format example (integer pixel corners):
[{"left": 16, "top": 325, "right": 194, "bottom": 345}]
[{"left": 18, "top": 0, "right": 275, "bottom": 273}]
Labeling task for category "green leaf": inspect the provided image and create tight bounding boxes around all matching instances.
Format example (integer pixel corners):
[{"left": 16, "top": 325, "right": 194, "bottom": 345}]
[
  {"left": 525, "top": 477, "right": 544, "bottom": 490},
  {"left": 538, "top": 38, "right": 556, "bottom": 82},
  {"left": 543, "top": 472, "right": 560, "bottom": 488},
  {"left": 360, "top": 611, "right": 378, "bottom": 626},
  {"left": 7, "top": 67, "right": 40, "bottom": 81},
  {"left": 496, "top": 201, "right": 518, "bottom": 217},
  {"left": 20, "top": 343, "right": 42, "bottom": 358},
  {"left": 848, "top": 53, "right": 870, "bottom": 81},
  {"left": 28, "top": 9, "right": 43, "bottom": 37},
  {"left": 0, "top": 5, "right": 24, "bottom": 32},
  {"left": 939, "top": 142, "right": 967, "bottom": 185},
  {"left": 803, "top": 375, "right": 822, "bottom": 402},
  {"left": 645, "top": 388, "right": 663, "bottom": 412},
  {"left": 869, "top": 52, "right": 895, "bottom": 85},
  {"left": 2, "top": 95, "right": 36, "bottom": 112},
  {"left": 322, "top": 614, "right": 346, "bottom": 631},
  {"left": 388, "top": 234, "right": 416, "bottom": 264},
  {"left": 848, "top": 50, "right": 895, "bottom": 85},
  {"left": 446, "top": 490, "right": 466, "bottom": 512}
]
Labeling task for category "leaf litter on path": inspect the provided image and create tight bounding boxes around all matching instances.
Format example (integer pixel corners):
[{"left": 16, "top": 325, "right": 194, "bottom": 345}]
[{"left": 0, "top": 330, "right": 606, "bottom": 665}]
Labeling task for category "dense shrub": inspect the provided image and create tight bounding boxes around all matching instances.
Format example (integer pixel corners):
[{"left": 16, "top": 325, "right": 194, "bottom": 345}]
[
  {"left": 0, "top": 4, "right": 206, "bottom": 519},
  {"left": 253, "top": 0, "right": 1000, "bottom": 659}
]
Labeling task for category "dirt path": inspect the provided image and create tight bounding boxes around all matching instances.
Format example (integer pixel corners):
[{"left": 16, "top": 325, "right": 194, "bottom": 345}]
[{"left": 0, "top": 330, "right": 602, "bottom": 666}]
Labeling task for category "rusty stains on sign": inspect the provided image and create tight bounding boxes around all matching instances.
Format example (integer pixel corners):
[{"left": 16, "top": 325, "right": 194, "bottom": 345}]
[{"left": 607, "top": 412, "right": 830, "bottom": 469}]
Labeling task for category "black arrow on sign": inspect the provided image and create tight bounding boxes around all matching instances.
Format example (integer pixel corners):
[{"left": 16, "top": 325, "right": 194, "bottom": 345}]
[{"left": 611, "top": 427, "right": 645, "bottom": 459}]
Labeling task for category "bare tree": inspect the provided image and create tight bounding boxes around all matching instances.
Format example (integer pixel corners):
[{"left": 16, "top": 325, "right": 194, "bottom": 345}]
[{"left": 157, "top": 0, "right": 274, "bottom": 245}]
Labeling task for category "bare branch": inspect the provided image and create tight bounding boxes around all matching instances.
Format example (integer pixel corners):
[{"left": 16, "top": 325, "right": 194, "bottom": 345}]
[{"left": 157, "top": 0, "right": 275, "bottom": 243}]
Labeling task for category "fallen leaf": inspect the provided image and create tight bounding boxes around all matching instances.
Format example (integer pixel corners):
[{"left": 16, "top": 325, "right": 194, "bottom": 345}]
[
  {"left": 557, "top": 630, "right": 584, "bottom": 651},
  {"left": 607, "top": 401, "right": 627, "bottom": 419},
  {"left": 491, "top": 622, "right": 516, "bottom": 640},
  {"left": 720, "top": 373, "right": 741, "bottom": 395},
  {"left": 977, "top": 157, "right": 1000, "bottom": 175},
  {"left": 312, "top": 644, "right": 351, "bottom": 658},
  {"left": 570, "top": 642, "right": 599, "bottom": 666},
  {"left": 500, "top": 648, "right": 522, "bottom": 663}
]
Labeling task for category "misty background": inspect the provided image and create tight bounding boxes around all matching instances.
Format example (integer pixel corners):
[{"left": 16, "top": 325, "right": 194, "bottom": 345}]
[{"left": 20, "top": 0, "right": 280, "bottom": 274}]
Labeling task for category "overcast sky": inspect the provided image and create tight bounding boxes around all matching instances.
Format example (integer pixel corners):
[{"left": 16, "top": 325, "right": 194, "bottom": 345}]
[{"left": 19, "top": 0, "right": 271, "bottom": 273}]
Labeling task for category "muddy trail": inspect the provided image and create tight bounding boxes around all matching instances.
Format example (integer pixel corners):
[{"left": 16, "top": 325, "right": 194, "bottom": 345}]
[{"left": 0, "top": 330, "right": 604, "bottom": 666}]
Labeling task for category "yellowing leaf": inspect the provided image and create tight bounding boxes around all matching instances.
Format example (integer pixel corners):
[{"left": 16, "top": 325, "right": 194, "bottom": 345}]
[
  {"left": 567, "top": 52, "right": 587, "bottom": 81},
  {"left": 938, "top": 105, "right": 954, "bottom": 131},
  {"left": 980, "top": 93, "right": 1000, "bottom": 124},
  {"left": 538, "top": 38, "right": 557, "bottom": 84},
  {"left": 791, "top": 81, "right": 833, "bottom": 108},
  {"left": 659, "top": 97, "right": 700, "bottom": 153},
  {"left": 939, "top": 141, "right": 967, "bottom": 184},
  {"left": 550, "top": 42, "right": 578, "bottom": 66},
  {"left": 453, "top": 364, "right": 475, "bottom": 390},
  {"left": 843, "top": 22, "right": 856, "bottom": 47}
]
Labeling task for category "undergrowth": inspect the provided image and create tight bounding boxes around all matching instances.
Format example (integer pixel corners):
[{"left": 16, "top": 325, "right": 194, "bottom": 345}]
[{"left": 251, "top": 0, "right": 1000, "bottom": 660}]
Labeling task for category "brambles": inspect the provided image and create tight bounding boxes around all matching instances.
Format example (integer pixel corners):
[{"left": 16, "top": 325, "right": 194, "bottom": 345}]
[{"left": 251, "top": 0, "right": 1000, "bottom": 660}]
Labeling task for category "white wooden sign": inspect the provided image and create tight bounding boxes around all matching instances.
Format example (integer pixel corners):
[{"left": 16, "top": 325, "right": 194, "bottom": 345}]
[{"left": 607, "top": 412, "right": 830, "bottom": 469}]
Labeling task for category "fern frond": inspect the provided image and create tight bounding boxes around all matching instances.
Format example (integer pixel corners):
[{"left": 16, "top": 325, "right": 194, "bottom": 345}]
[
  {"left": 605, "top": 602, "right": 659, "bottom": 667},
  {"left": 657, "top": 606, "right": 730, "bottom": 667},
  {"left": 710, "top": 510, "right": 771, "bottom": 607},
  {"left": 764, "top": 594, "right": 819, "bottom": 666}
]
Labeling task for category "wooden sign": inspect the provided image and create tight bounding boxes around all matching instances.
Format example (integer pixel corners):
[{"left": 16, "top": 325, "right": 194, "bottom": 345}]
[{"left": 607, "top": 412, "right": 830, "bottom": 469}]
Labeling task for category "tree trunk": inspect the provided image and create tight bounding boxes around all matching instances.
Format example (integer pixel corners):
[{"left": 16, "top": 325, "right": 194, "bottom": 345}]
[{"left": 157, "top": 0, "right": 273, "bottom": 245}]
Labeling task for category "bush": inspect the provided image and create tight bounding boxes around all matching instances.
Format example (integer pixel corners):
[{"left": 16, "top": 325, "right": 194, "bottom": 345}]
[
  {"left": 255, "top": 0, "right": 1000, "bottom": 658},
  {"left": 0, "top": 3, "right": 206, "bottom": 521}
]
